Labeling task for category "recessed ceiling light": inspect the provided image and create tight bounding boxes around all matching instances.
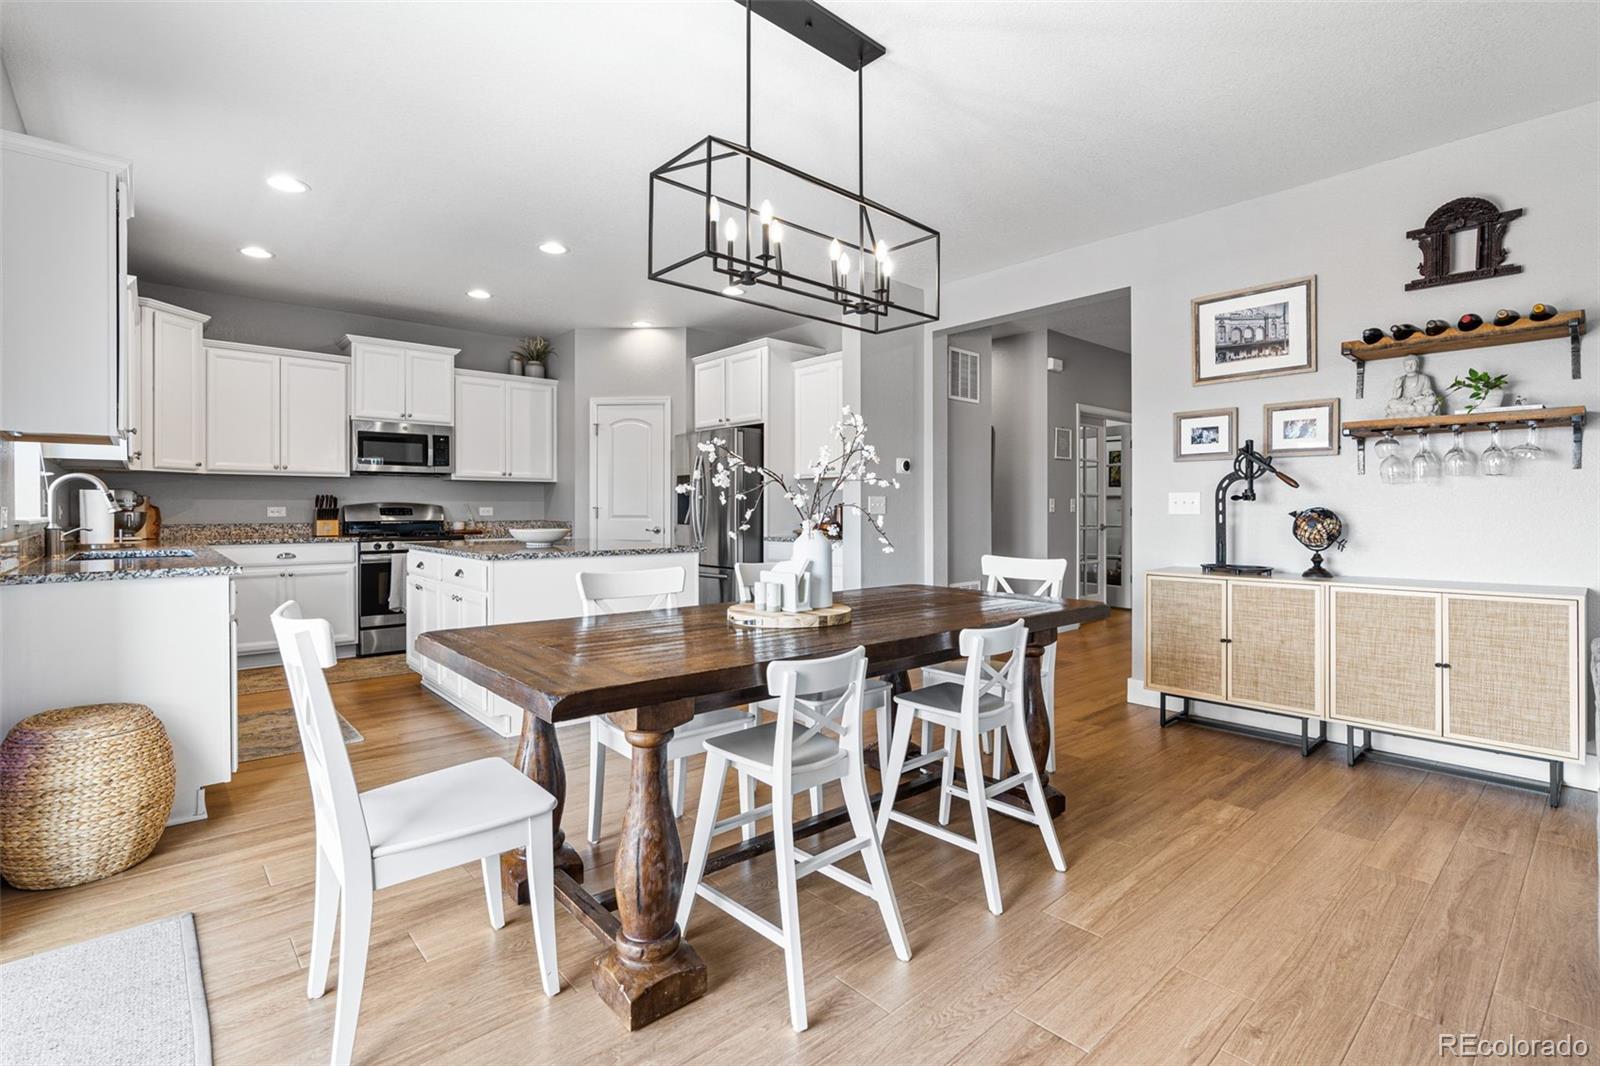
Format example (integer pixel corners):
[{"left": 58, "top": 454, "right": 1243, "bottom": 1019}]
[
  {"left": 538, "top": 240, "right": 568, "bottom": 255},
  {"left": 631, "top": 320, "right": 653, "bottom": 328},
  {"left": 466, "top": 288, "right": 492, "bottom": 300},
  {"left": 265, "top": 173, "right": 310, "bottom": 194},
  {"left": 721, "top": 285, "right": 744, "bottom": 297},
  {"left": 239, "top": 245, "right": 274, "bottom": 259}
]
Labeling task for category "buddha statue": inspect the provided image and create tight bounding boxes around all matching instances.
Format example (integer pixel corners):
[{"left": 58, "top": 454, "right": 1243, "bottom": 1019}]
[{"left": 1385, "top": 354, "right": 1440, "bottom": 418}]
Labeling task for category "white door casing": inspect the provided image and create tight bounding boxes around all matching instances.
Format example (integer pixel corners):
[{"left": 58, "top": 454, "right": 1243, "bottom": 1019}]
[{"left": 591, "top": 398, "right": 671, "bottom": 545}]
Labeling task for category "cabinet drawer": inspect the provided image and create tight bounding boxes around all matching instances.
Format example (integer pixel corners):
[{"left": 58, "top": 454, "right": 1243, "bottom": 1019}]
[
  {"left": 219, "top": 542, "right": 356, "bottom": 567},
  {"left": 440, "top": 557, "right": 489, "bottom": 591}
]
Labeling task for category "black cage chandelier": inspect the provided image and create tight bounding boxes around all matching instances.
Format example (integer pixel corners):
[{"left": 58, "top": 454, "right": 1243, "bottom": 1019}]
[{"left": 648, "top": 0, "right": 940, "bottom": 334}]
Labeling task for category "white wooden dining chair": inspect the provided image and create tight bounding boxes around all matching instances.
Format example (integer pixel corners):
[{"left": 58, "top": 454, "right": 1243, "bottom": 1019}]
[
  {"left": 923, "top": 555, "right": 1067, "bottom": 773},
  {"left": 678, "top": 645, "right": 911, "bottom": 1031},
  {"left": 578, "top": 568, "right": 758, "bottom": 843},
  {"left": 877, "top": 618, "right": 1065, "bottom": 915},
  {"left": 270, "top": 602, "right": 559, "bottom": 1066}
]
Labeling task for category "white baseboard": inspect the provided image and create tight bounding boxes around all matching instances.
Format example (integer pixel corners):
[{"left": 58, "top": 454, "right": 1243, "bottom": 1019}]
[{"left": 1125, "top": 678, "right": 1597, "bottom": 793}]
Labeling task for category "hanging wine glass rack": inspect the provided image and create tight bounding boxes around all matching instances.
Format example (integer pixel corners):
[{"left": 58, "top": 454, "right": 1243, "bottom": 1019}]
[{"left": 1341, "top": 407, "right": 1587, "bottom": 473}]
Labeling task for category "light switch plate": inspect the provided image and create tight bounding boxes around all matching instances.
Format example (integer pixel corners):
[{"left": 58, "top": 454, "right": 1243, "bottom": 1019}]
[
  {"left": 866, "top": 495, "right": 886, "bottom": 516},
  {"left": 1168, "top": 492, "right": 1201, "bottom": 515},
  {"left": 477, "top": 506, "right": 494, "bottom": 517},
  {"left": 266, "top": 506, "right": 287, "bottom": 518},
  {"left": 1048, "top": 497, "right": 1056, "bottom": 513}
]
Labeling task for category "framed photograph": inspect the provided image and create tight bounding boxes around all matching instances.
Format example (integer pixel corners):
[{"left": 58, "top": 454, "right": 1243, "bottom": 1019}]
[
  {"left": 1263, "top": 397, "right": 1341, "bottom": 457},
  {"left": 1191, "top": 275, "right": 1317, "bottom": 385},
  {"left": 1106, "top": 442, "right": 1123, "bottom": 496},
  {"left": 1173, "top": 407, "right": 1237, "bottom": 462},
  {"left": 1052, "top": 427, "right": 1072, "bottom": 460}
]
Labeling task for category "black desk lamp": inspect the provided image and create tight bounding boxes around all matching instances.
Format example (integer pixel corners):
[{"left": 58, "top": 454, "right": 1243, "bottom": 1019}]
[{"left": 1200, "top": 440, "right": 1300, "bottom": 577}]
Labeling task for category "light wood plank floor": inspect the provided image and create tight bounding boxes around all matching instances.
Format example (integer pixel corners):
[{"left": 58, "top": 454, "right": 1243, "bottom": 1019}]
[{"left": 4, "top": 610, "right": 1597, "bottom": 1065}]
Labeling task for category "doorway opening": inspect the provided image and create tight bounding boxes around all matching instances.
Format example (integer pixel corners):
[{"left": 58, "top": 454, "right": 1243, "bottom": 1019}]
[{"left": 933, "top": 288, "right": 1132, "bottom": 609}]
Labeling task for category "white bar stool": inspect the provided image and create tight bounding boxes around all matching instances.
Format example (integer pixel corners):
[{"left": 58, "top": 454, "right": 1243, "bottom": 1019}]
[
  {"left": 678, "top": 646, "right": 911, "bottom": 1031},
  {"left": 578, "top": 568, "right": 757, "bottom": 844},
  {"left": 877, "top": 618, "right": 1065, "bottom": 915},
  {"left": 271, "top": 602, "right": 559, "bottom": 1066},
  {"left": 922, "top": 555, "right": 1066, "bottom": 773}
]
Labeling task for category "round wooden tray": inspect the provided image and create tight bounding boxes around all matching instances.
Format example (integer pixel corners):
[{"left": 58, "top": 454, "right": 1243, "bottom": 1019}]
[{"left": 726, "top": 602, "right": 853, "bottom": 629}]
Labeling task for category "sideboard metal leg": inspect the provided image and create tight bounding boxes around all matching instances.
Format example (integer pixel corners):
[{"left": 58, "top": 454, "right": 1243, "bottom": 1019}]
[
  {"left": 1548, "top": 760, "right": 1564, "bottom": 808},
  {"left": 1301, "top": 717, "right": 1326, "bottom": 757}
]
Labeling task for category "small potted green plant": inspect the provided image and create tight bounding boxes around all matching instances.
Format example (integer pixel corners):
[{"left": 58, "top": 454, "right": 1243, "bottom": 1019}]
[
  {"left": 1446, "top": 368, "right": 1509, "bottom": 413},
  {"left": 512, "top": 336, "right": 553, "bottom": 378}
]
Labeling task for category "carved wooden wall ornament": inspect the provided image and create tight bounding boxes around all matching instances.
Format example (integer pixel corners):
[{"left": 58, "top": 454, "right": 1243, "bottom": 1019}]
[{"left": 1405, "top": 196, "right": 1524, "bottom": 290}]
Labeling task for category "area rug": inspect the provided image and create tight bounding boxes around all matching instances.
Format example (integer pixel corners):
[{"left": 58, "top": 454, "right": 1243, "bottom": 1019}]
[
  {"left": 237, "top": 652, "right": 411, "bottom": 695},
  {"left": 237, "top": 705, "right": 363, "bottom": 762},
  {"left": 0, "top": 913, "right": 212, "bottom": 1065}
]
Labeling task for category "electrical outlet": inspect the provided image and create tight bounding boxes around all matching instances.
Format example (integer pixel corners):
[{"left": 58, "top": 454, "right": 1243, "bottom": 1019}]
[
  {"left": 1168, "top": 492, "right": 1201, "bottom": 515},
  {"left": 477, "top": 506, "right": 494, "bottom": 517},
  {"left": 266, "top": 506, "right": 287, "bottom": 518},
  {"left": 1048, "top": 497, "right": 1056, "bottom": 513},
  {"left": 866, "top": 496, "right": 886, "bottom": 516},
  {"left": 1069, "top": 498, "right": 1077, "bottom": 513}
]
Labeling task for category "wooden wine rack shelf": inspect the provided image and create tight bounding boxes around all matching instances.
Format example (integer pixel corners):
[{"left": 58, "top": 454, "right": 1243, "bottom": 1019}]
[
  {"left": 1341, "top": 405, "right": 1588, "bottom": 473},
  {"left": 1339, "top": 309, "right": 1585, "bottom": 397}
]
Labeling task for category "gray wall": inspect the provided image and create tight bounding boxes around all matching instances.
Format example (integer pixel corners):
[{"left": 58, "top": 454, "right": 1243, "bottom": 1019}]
[
  {"left": 0, "top": 53, "right": 24, "bottom": 133},
  {"left": 1046, "top": 329, "right": 1133, "bottom": 564},
  {"left": 944, "top": 328, "right": 993, "bottom": 584},
  {"left": 991, "top": 331, "right": 1049, "bottom": 559},
  {"left": 858, "top": 329, "right": 923, "bottom": 587},
  {"left": 924, "top": 101, "right": 1600, "bottom": 777}
]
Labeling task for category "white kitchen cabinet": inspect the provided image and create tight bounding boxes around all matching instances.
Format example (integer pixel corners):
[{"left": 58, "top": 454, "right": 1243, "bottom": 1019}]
[
  {"left": 693, "top": 359, "right": 726, "bottom": 428},
  {"left": 145, "top": 300, "right": 211, "bottom": 472},
  {"left": 220, "top": 542, "right": 358, "bottom": 653},
  {"left": 206, "top": 347, "right": 280, "bottom": 473},
  {"left": 1, "top": 132, "right": 131, "bottom": 443},
  {"left": 343, "top": 334, "right": 459, "bottom": 424},
  {"left": 792, "top": 352, "right": 844, "bottom": 476},
  {"left": 451, "top": 370, "right": 557, "bottom": 482},
  {"left": 693, "top": 344, "right": 767, "bottom": 428},
  {"left": 205, "top": 342, "right": 349, "bottom": 476}
]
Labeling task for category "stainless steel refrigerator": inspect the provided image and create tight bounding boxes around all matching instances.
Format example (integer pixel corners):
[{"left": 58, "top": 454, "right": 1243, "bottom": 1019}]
[{"left": 674, "top": 426, "right": 764, "bottom": 604}]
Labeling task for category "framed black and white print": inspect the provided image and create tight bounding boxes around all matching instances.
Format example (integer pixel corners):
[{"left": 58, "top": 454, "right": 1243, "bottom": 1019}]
[
  {"left": 1053, "top": 427, "right": 1072, "bottom": 460},
  {"left": 1173, "top": 407, "right": 1237, "bottom": 461},
  {"left": 1191, "top": 275, "right": 1317, "bottom": 385},
  {"left": 1263, "top": 397, "right": 1340, "bottom": 457}
]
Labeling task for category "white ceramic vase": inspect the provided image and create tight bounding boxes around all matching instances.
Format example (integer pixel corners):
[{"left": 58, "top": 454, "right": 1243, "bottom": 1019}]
[{"left": 791, "top": 525, "right": 833, "bottom": 609}]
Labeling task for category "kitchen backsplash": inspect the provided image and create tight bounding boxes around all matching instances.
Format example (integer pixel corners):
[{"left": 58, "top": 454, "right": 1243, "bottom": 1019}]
[{"left": 96, "top": 470, "right": 554, "bottom": 525}]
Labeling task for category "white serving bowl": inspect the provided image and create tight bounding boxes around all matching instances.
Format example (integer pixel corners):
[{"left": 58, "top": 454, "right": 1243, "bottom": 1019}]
[{"left": 509, "top": 527, "right": 571, "bottom": 545}]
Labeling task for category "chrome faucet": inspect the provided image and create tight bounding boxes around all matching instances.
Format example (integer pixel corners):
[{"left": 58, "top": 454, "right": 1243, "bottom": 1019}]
[{"left": 44, "top": 472, "right": 114, "bottom": 557}]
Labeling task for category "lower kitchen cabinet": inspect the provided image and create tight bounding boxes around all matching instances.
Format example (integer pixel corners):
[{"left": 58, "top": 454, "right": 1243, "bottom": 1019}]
[{"left": 220, "top": 542, "right": 357, "bottom": 654}]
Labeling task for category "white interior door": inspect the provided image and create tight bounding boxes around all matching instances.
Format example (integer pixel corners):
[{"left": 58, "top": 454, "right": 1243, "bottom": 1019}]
[
  {"left": 1077, "top": 423, "right": 1106, "bottom": 602},
  {"left": 1104, "top": 422, "right": 1130, "bottom": 608},
  {"left": 592, "top": 399, "right": 670, "bottom": 544}
]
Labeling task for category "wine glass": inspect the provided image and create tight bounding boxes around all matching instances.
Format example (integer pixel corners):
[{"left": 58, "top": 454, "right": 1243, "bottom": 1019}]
[
  {"left": 1373, "top": 433, "right": 1401, "bottom": 459},
  {"left": 1480, "top": 423, "right": 1510, "bottom": 476},
  {"left": 1376, "top": 433, "right": 1410, "bottom": 484},
  {"left": 1510, "top": 421, "right": 1545, "bottom": 461},
  {"left": 1411, "top": 428, "right": 1440, "bottom": 481},
  {"left": 1442, "top": 426, "right": 1475, "bottom": 477}
]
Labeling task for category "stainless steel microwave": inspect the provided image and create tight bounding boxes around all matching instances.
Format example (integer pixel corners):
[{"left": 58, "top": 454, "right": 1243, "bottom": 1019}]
[{"left": 350, "top": 419, "right": 453, "bottom": 475}]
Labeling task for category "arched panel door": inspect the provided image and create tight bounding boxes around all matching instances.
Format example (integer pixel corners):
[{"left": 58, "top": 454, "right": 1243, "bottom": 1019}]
[{"left": 593, "top": 400, "right": 670, "bottom": 544}]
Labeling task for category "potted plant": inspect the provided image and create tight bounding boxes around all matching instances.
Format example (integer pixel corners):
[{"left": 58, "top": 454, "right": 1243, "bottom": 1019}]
[
  {"left": 677, "top": 406, "right": 897, "bottom": 608},
  {"left": 512, "top": 336, "right": 553, "bottom": 378},
  {"left": 1446, "top": 367, "right": 1509, "bottom": 413}
]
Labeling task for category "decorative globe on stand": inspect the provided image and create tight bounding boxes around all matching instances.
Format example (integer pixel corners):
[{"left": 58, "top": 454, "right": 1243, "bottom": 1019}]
[{"left": 1289, "top": 508, "right": 1346, "bottom": 579}]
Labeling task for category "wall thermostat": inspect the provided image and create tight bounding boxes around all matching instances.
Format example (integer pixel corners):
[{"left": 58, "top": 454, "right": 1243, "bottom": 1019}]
[{"left": 894, "top": 457, "right": 912, "bottom": 474}]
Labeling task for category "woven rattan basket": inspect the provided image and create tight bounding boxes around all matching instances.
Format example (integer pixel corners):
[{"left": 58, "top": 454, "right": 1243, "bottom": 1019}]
[{"left": 0, "top": 703, "right": 175, "bottom": 890}]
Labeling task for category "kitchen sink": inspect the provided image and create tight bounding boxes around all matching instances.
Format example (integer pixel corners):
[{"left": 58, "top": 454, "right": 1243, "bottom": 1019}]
[{"left": 68, "top": 548, "right": 198, "bottom": 561}]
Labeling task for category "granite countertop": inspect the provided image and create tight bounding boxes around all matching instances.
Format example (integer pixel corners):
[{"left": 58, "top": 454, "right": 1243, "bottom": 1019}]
[
  {"left": 0, "top": 544, "right": 242, "bottom": 587},
  {"left": 158, "top": 520, "right": 572, "bottom": 546},
  {"left": 409, "top": 538, "right": 702, "bottom": 561}
]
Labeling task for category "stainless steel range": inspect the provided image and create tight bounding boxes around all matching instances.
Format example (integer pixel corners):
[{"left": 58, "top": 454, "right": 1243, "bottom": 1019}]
[{"left": 343, "top": 502, "right": 447, "bottom": 656}]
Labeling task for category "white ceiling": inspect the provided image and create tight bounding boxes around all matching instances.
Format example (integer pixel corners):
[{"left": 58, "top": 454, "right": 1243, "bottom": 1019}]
[{"left": 4, "top": 2, "right": 1596, "bottom": 339}]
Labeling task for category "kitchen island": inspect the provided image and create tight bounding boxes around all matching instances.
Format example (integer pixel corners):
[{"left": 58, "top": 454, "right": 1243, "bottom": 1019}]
[
  {"left": 0, "top": 545, "right": 240, "bottom": 824},
  {"left": 405, "top": 539, "right": 699, "bottom": 736}
]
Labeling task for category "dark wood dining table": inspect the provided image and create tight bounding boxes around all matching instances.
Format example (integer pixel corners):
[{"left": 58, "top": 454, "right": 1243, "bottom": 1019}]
[{"left": 417, "top": 583, "right": 1108, "bottom": 1030}]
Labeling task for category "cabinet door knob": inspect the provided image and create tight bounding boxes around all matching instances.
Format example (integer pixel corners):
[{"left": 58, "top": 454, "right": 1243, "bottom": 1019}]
[
  {"left": 276, "top": 552, "right": 297, "bottom": 560},
  {"left": 1219, "top": 637, "right": 1233, "bottom": 644},
  {"left": 413, "top": 583, "right": 422, "bottom": 591},
  {"left": 454, "top": 569, "right": 464, "bottom": 578},
  {"left": 1435, "top": 662, "right": 1451, "bottom": 669},
  {"left": 195, "top": 462, "right": 203, "bottom": 468}
]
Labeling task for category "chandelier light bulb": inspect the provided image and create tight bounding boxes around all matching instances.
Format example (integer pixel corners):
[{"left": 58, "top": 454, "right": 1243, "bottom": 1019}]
[
  {"left": 722, "top": 285, "right": 745, "bottom": 297},
  {"left": 769, "top": 221, "right": 783, "bottom": 244},
  {"left": 723, "top": 217, "right": 738, "bottom": 242},
  {"left": 828, "top": 239, "right": 841, "bottom": 262},
  {"left": 759, "top": 200, "right": 774, "bottom": 225},
  {"left": 838, "top": 252, "right": 851, "bottom": 278},
  {"left": 881, "top": 257, "right": 893, "bottom": 278},
  {"left": 875, "top": 239, "right": 888, "bottom": 261},
  {"left": 708, "top": 198, "right": 720, "bottom": 222}
]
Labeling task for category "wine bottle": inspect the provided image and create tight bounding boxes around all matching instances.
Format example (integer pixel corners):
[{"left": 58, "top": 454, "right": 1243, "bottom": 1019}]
[
  {"left": 1492, "top": 308, "right": 1520, "bottom": 327},
  {"left": 1457, "top": 313, "right": 1483, "bottom": 332},
  {"left": 1361, "top": 327, "right": 1385, "bottom": 345},
  {"left": 1529, "top": 303, "right": 1557, "bottom": 321},
  {"left": 1390, "top": 323, "right": 1420, "bottom": 341},
  {"left": 1423, "top": 319, "right": 1450, "bottom": 336}
]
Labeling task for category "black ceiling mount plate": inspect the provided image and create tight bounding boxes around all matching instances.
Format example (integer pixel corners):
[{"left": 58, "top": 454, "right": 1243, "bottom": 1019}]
[{"left": 741, "top": 0, "right": 886, "bottom": 70}]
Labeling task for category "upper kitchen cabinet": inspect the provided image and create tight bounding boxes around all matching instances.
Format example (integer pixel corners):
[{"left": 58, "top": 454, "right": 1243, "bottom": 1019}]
[
  {"left": 452, "top": 370, "right": 557, "bottom": 482},
  {"left": 144, "top": 298, "right": 211, "bottom": 472},
  {"left": 1, "top": 132, "right": 132, "bottom": 443},
  {"left": 692, "top": 338, "right": 825, "bottom": 430},
  {"left": 206, "top": 342, "right": 349, "bottom": 475},
  {"left": 342, "top": 335, "right": 458, "bottom": 424}
]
